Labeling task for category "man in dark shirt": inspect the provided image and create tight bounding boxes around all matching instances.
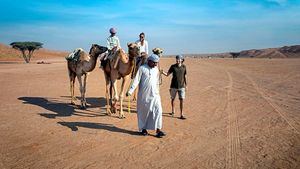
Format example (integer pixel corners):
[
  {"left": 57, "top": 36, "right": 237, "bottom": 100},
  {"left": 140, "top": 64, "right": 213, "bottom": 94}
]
[{"left": 161, "top": 55, "right": 187, "bottom": 119}]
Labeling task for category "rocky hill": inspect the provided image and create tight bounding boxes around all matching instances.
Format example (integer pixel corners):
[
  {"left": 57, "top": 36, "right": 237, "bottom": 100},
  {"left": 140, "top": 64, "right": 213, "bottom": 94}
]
[
  {"left": 179, "top": 45, "right": 300, "bottom": 58},
  {"left": 237, "top": 45, "right": 300, "bottom": 58}
]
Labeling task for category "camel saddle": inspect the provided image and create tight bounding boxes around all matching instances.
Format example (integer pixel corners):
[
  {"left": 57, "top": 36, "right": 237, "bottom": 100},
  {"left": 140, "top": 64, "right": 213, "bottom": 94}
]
[{"left": 66, "top": 48, "right": 82, "bottom": 62}]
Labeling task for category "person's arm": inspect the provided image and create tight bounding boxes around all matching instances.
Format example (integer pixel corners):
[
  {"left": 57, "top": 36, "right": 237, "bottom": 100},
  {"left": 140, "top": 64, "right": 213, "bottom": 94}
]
[
  {"left": 161, "top": 70, "right": 169, "bottom": 76},
  {"left": 106, "top": 37, "right": 111, "bottom": 50},
  {"left": 161, "top": 65, "right": 172, "bottom": 77},
  {"left": 184, "top": 66, "right": 187, "bottom": 89}
]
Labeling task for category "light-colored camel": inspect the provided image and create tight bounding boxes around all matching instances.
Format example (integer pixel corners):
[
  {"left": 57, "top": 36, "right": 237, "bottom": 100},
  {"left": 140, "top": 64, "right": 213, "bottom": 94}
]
[
  {"left": 153, "top": 47, "right": 164, "bottom": 85},
  {"left": 67, "top": 44, "right": 108, "bottom": 109},
  {"left": 152, "top": 47, "right": 164, "bottom": 57},
  {"left": 102, "top": 43, "right": 140, "bottom": 118},
  {"left": 131, "top": 47, "right": 164, "bottom": 101}
]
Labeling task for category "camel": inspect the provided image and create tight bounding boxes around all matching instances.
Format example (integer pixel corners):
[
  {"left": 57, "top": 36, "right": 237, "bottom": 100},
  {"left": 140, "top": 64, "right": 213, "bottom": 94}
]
[
  {"left": 152, "top": 47, "right": 164, "bottom": 85},
  {"left": 67, "top": 44, "right": 108, "bottom": 109},
  {"left": 152, "top": 47, "right": 163, "bottom": 57},
  {"left": 102, "top": 43, "right": 140, "bottom": 118}
]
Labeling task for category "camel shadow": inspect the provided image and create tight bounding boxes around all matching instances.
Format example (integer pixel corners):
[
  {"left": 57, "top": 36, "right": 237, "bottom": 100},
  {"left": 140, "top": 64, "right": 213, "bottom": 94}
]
[
  {"left": 18, "top": 96, "right": 107, "bottom": 119},
  {"left": 57, "top": 121, "right": 141, "bottom": 136},
  {"left": 60, "top": 96, "right": 106, "bottom": 108}
]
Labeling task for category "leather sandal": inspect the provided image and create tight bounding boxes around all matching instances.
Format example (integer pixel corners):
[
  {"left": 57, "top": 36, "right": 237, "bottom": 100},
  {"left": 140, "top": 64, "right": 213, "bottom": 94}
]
[
  {"left": 141, "top": 129, "right": 148, "bottom": 136},
  {"left": 156, "top": 131, "right": 166, "bottom": 138}
]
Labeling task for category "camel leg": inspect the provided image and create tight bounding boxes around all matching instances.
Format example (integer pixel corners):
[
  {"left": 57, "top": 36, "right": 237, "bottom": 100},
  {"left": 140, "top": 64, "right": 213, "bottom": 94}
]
[
  {"left": 104, "top": 74, "right": 112, "bottom": 115},
  {"left": 119, "top": 76, "right": 129, "bottom": 119},
  {"left": 158, "top": 64, "right": 162, "bottom": 85},
  {"left": 111, "top": 78, "right": 118, "bottom": 114},
  {"left": 109, "top": 80, "right": 115, "bottom": 114},
  {"left": 72, "top": 76, "right": 76, "bottom": 103},
  {"left": 83, "top": 73, "right": 88, "bottom": 108},
  {"left": 77, "top": 74, "right": 86, "bottom": 109},
  {"left": 70, "top": 72, "right": 76, "bottom": 105},
  {"left": 111, "top": 79, "right": 119, "bottom": 101}
]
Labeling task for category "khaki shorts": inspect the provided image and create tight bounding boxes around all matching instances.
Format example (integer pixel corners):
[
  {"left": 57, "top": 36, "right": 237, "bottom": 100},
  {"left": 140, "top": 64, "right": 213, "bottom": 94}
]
[{"left": 170, "top": 88, "right": 185, "bottom": 100}]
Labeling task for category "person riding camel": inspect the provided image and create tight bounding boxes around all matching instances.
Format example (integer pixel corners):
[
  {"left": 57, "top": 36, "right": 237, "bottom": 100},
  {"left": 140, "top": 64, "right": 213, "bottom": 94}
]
[
  {"left": 100, "top": 27, "right": 121, "bottom": 68},
  {"left": 135, "top": 32, "right": 149, "bottom": 67}
]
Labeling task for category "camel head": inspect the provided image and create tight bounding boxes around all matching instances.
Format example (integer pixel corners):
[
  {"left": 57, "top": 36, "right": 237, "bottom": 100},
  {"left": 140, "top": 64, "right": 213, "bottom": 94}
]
[
  {"left": 89, "top": 44, "right": 108, "bottom": 57},
  {"left": 152, "top": 48, "right": 163, "bottom": 57},
  {"left": 127, "top": 42, "right": 140, "bottom": 59}
]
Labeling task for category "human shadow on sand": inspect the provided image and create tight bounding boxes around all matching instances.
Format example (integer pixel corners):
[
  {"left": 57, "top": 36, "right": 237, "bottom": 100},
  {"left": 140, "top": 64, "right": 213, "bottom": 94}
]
[
  {"left": 57, "top": 121, "right": 141, "bottom": 136},
  {"left": 18, "top": 96, "right": 107, "bottom": 119}
]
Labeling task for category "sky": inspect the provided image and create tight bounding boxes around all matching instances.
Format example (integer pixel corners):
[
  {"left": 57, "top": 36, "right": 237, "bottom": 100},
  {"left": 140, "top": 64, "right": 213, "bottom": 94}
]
[{"left": 0, "top": 0, "right": 300, "bottom": 55}]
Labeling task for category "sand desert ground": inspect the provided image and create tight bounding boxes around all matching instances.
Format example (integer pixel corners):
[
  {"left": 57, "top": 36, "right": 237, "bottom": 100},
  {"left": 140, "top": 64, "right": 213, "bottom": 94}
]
[{"left": 0, "top": 57, "right": 299, "bottom": 168}]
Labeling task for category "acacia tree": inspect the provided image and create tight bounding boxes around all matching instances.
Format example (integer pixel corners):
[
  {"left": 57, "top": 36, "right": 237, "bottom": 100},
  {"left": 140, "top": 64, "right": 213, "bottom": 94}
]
[{"left": 10, "top": 42, "right": 43, "bottom": 63}]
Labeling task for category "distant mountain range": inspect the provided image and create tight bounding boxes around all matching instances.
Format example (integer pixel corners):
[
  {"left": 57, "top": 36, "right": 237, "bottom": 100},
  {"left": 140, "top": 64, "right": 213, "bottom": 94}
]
[{"left": 178, "top": 45, "right": 300, "bottom": 58}]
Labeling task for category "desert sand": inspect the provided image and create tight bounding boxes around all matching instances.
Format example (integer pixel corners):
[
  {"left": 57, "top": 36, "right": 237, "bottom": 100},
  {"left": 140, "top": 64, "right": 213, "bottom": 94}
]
[{"left": 0, "top": 57, "right": 299, "bottom": 168}]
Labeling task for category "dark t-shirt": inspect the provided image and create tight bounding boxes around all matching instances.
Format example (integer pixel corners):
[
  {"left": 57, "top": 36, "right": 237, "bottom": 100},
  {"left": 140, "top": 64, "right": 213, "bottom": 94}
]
[{"left": 168, "top": 64, "right": 187, "bottom": 89}]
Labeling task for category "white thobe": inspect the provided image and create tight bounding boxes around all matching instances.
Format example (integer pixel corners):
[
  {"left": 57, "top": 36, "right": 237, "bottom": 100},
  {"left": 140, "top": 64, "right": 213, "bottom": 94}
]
[
  {"left": 128, "top": 64, "right": 162, "bottom": 131},
  {"left": 136, "top": 40, "right": 149, "bottom": 55}
]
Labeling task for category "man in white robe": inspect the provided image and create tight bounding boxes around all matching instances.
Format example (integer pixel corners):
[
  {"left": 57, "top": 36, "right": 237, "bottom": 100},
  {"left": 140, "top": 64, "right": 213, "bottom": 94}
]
[{"left": 126, "top": 54, "right": 166, "bottom": 138}]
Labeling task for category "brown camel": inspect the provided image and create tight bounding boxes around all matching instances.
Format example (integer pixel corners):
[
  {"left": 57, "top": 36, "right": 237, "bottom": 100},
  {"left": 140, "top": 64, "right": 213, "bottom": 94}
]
[
  {"left": 102, "top": 43, "right": 140, "bottom": 118},
  {"left": 67, "top": 44, "right": 108, "bottom": 109}
]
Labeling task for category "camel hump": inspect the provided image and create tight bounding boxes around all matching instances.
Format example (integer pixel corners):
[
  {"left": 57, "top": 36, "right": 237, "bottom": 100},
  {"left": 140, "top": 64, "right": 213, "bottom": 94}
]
[
  {"left": 79, "top": 51, "right": 90, "bottom": 62},
  {"left": 66, "top": 48, "right": 85, "bottom": 62}
]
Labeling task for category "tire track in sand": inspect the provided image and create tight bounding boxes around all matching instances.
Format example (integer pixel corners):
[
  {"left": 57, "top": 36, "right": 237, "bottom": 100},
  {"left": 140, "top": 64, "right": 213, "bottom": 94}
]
[
  {"left": 225, "top": 70, "right": 241, "bottom": 169},
  {"left": 242, "top": 72, "right": 300, "bottom": 134},
  {"left": 200, "top": 62, "right": 241, "bottom": 169}
]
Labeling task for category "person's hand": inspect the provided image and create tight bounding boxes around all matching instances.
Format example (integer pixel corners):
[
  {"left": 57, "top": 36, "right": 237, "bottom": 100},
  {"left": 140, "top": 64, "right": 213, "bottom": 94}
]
[
  {"left": 185, "top": 86, "right": 188, "bottom": 92},
  {"left": 126, "top": 91, "right": 131, "bottom": 97},
  {"left": 160, "top": 69, "right": 164, "bottom": 74}
]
